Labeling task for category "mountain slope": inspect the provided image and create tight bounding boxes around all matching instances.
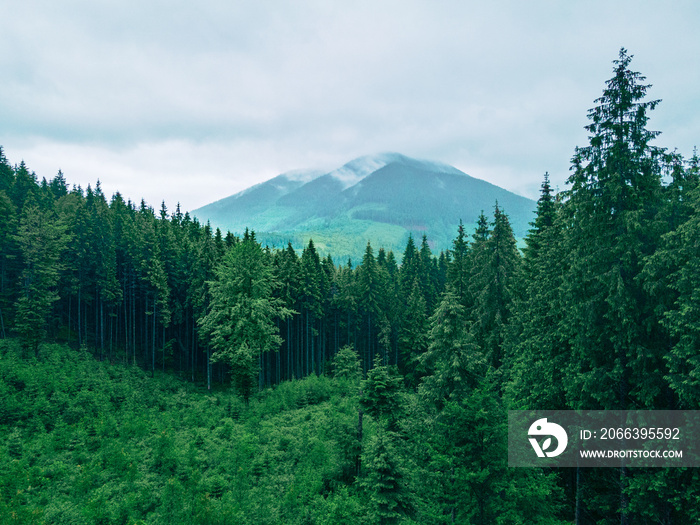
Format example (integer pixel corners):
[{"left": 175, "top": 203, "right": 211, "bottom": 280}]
[
  {"left": 192, "top": 153, "right": 536, "bottom": 261},
  {"left": 195, "top": 168, "right": 324, "bottom": 233}
]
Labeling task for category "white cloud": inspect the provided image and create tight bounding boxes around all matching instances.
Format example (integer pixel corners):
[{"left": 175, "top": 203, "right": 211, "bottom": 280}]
[{"left": 1, "top": 0, "right": 699, "bottom": 211}]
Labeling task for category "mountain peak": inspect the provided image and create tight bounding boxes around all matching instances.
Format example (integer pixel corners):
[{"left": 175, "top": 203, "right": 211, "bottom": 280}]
[{"left": 327, "top": 152, "right": 406, "bottom": 190}]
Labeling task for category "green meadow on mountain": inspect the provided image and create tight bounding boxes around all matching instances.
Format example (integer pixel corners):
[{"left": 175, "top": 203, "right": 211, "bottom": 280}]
[{"left": 193, "top": 153, "right": 536, "bottom": 261}]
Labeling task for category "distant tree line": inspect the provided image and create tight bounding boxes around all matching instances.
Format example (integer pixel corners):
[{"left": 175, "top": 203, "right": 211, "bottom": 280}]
[{"left": 1, "top": 48, "right": 699, "bottom": 522}]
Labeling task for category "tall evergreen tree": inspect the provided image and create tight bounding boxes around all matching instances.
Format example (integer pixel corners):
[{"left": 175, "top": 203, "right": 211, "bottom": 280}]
[
  {"left": 446, "top": 220, "right": 469, "bottom": 303},
  {"left": 0, "top": 146, "right": 13, "bottom": 193},
  {"left": 360, "top": 356, "right": 404, "bottom": 429},
  {"left": 13, "top": 196, "right": 69, "bottom": 354},
  {"left": 198, "top": 238, "right": 292, "bottom": 403},
  {"left": 300, "top": 239, "right": 323, "bottom": 376},
  {"left": 419, "top": 290, "right": 483, "bottom": 406},
  {"left": 468, "top": 205, "right": 521, "bottom": 370},
  {"left": 9, "top": 161, "right": 36, "bottom": 212},
  {"left": 562, "top": 48, "right": 665, "bottom": 411},
  {"left": 561, "top": 49, "right": 667, "bottom": 525},
  {"left": 358, "top": 242, "right": 381, "bottom": 373},
  {"left": 361, "top": 426, "right": 412, "bottom": 525},
  {"left": 645, "top": 180, "right": 700, "bottom": 408},
  {"left": 397, "top": 279, "right": 428, "bottom": 385},
  {"left": 506, "top": 174, "right": 569, "bottom": 410},
  {"left": 0, "top": 188, "right": 16, "bottom": 339}
]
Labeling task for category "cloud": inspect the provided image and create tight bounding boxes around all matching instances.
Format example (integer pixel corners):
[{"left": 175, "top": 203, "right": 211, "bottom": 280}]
[{"left": 1, "top": 0, "right": 699, "bottom": 210}]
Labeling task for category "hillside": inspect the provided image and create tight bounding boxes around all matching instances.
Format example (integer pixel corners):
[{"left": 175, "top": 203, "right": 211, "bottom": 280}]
[
  {"left": 0, "top": 340, "right": 366, "bottom": 524},
  {"left": 193, "top": 153, "right": 536, "bottom": 260}
]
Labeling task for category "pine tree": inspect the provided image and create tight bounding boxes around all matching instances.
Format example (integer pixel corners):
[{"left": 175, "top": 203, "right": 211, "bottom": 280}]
[
  {"left": 642, "top": 151, "right": 700, "bottom": 408},
  {"left": 645, "top": 180, "right": 700, "bottom": 407},
  {"left": 360, "top": 356, "right": 404, "bottom": 428},
  {"left": 397, "top": 279, "right": 428, "bottom": 386},
  {"left": 89, "top": 183, "right": 122, "bottom": 359},
  {"left": 446, "top": 220, "right": 470, "bottom": 304},
  {"left": 419, "top": 290, "right": 484, "bottom": 407},
  {"left": 9, "top": 161, "right": 36, "bottom": 212},
  {"left": 361, "top": 427, "right": 412, "bottom": 524},
  {"left": 418, "top": 234, "right": 439, "bottom": 311},
  {"left": 198, "top": 238, "right": 292, "bottom": 403},
  {"left": 13, "top": 195, "right": 69, "bottom": 354},
  {"left": 274, "top": 242, "right": 301, "bottom": 380},
  {"left": 0, "top": 146, "right": 13, "bottom": 193},
  {"left": 358, "top": 242, "right": 381, "bottom": 373},
  {"left": 399, "top": 234, "right": 419, "bottom": 299},
  {"left": 0, "top": 190, "right": 16, "bottom": 339},
  {"left": 49, "top": 170, "right": 68, "bottom": 200},
  {"left": 300, "top": 239, "right": 323, "bottom": 376},
  {"left": 561, "top": 49, "right": 667, "bottom": 525},
  {"left": 562, "top": 48, "right": 665, "bottom": 411},
  {"left": 506, "top": 174, "right": 569, "bottom": 410},
  {"left": 468, "top": 205, "right": 521, "bottom": 370},
  {"left": 333, "top": 344, "right": 361, "bottom": 384}
]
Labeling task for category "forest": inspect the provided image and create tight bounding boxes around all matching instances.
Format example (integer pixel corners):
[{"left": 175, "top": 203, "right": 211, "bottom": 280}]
[{"left": 1, "top": 49, "right": 700, "bottom": 524}]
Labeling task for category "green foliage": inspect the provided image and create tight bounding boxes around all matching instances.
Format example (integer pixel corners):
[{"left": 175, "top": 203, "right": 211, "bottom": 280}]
[
  {"left": 506, "top": 174, "right": 569, "bottom": 410},
  {"left": 199, "top": 238, "right": 292, "bottom": 401},
  {"left": 360, "top": 356, "right": 404, "bottom": 425},
  {"left": 397, "top": 279, "right": 429, "bottom": 385},
  {"left": 419, "top": 290, "right": 484, "bottom": 407},
  {"left": 562, "top": 48, "right": 665, "bottom": 411},
  {"left": 13, "top": 196, "right": 68, "bottom": 354},
  {"left": 0, "top": 340, "right": 363, "bottom": 524},
  {"left": 333, "top": 345, "right": 362, "bottom": 384},
  {"left": 361, "top": 428, "right": 412, "bottom": 524},
  {"left": 467, "top": 205, "right": 521, "bottom": 370}
]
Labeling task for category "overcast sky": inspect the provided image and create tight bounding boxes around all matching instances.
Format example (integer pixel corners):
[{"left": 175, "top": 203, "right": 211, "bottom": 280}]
[{"left": 1, "top": 1, "right": 699, "bottom": 212}]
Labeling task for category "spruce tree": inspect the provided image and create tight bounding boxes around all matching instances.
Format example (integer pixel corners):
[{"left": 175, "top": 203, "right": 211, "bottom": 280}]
[
  {"left": 562, "top": 48, "right": 665, "bottom": 411},
  {"left": 468, "top": 205, "right": 521, "bottom": 370},
  {"left": 198, "top": 237, "right": 292, "bottom": 403},
  {"left": 506, "top": 174, "right": 568, "bottom": 410},
  {"left": 0, "top": 189, "right": 16, "bottom": 339},
  {"left": 419, "top": 290, "right": 483, "bottom": 407},
  {"left": 0, "top": 146, "right": 13, "bottom": 193},
  {"left": 358, "top": 242, "right": 381, "bottom": 373},
  {"left": 397, "top": 279, "right": 428, "bottom": 385},
  {"left": 360, "top": 356, "right": 404, "bottom": 428},
  {"left": 446, "top": 220, "right": 469, "bottom": 304},
  {"left": 645, "top": 181, "right": 700, "bottom": 407},
  {"left": 561, "top": 49, "right": 667, "bottom": 525},
  {"left": 13, "top": 196, "right": 68, "bottom": 354},
  {"left": 361, "top": 427, "right": 412, "bottom": 524}
]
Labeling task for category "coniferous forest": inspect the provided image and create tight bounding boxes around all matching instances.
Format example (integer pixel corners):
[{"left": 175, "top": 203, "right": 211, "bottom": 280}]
[{"left": 1, "top": 50, "right": 700, "bottom": 524}]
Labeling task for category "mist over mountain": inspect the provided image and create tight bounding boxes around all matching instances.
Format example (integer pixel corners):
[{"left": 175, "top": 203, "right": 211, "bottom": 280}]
[{"left": 193, "top": 153, "right": 537, "bottom": 261}]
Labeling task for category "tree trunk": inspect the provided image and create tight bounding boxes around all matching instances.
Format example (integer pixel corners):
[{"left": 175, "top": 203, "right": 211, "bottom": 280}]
[
  {"left": 78, "top": 284, "right": 82, "bottom": 346},
  {"left": 191, "top": 311, "right": 196, "bottom": 383},
  {"left": 207, "top": 346, "right": 211, "bottom": 390},
  {"left": 100, "top": 298, "right": 104, "bottom": 361},
  {"left": 575, "top": 466, "right": 581, "bottom": 525},
  {"left": 67, "top": 294, "right": 71, "bottom": 343},
  {"left": 357, "top": 402, "right": 364, "bottom": 478},
  {"left": 152, "top": 294, "right": 156, "bottom": 378}
]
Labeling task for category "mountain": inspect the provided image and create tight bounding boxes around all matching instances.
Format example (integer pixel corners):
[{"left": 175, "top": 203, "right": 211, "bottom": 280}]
[{"left": 192, "top": 153, "right": 537, "bottom": 262}]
